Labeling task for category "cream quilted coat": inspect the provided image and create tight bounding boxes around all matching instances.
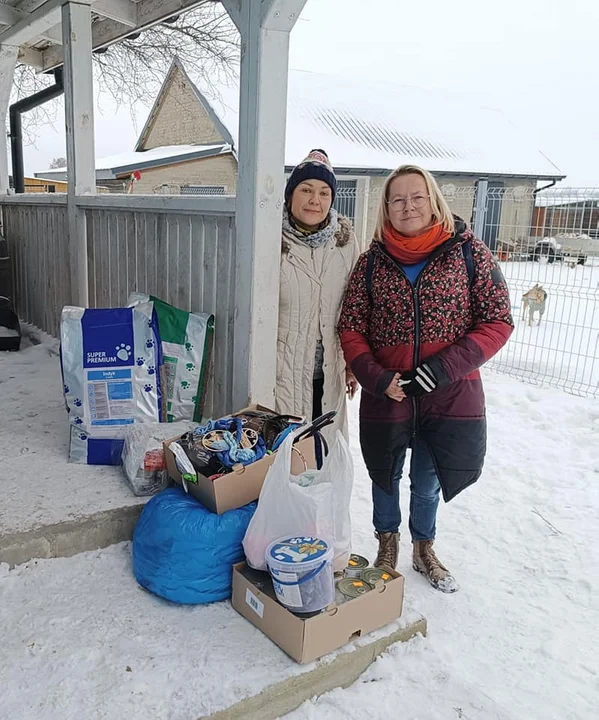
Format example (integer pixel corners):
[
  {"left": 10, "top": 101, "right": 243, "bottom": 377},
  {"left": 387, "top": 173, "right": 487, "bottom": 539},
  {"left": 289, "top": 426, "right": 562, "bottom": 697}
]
[{"left": 275, "top": 215, "right": 360, "bottom": 443}]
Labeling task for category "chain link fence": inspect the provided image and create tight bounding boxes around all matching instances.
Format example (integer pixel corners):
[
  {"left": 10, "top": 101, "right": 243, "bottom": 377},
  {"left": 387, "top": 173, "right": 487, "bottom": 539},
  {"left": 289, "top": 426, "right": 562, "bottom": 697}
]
[{"left": 462, "top": 184, "right": 598, "bottom": 398}]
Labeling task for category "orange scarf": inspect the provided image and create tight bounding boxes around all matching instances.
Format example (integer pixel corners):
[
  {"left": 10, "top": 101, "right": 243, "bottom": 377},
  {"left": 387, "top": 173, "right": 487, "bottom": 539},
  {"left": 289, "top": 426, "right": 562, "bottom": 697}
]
[{"left": 382, "top": 222, "right": 451, "bottom": 264}]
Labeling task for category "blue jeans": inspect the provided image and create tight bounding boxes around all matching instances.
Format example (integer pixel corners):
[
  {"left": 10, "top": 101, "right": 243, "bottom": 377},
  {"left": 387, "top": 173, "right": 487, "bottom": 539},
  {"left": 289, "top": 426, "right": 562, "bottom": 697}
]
[{"left": 372, "top": 438, "right": 441, "bottom": 541}]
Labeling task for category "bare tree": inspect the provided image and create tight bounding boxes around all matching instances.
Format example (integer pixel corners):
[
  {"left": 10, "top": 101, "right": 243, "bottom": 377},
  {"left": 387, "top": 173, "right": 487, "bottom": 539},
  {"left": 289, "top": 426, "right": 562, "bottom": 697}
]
[
  {"left": 11, "top": 4, "right": 239, "bottom": 146},
  {"left": 48, "top": 157, "right": 67, "bottom": 169}
]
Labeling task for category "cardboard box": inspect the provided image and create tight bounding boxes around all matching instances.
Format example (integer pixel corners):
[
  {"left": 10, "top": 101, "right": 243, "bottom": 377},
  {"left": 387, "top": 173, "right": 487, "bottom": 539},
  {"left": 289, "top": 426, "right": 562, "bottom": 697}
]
[
  {"left": 231, "top": 562, "right": 405, "bottom": 664},
  {"left": 163, "top": 405, "right": 316, "bottom": 514}
]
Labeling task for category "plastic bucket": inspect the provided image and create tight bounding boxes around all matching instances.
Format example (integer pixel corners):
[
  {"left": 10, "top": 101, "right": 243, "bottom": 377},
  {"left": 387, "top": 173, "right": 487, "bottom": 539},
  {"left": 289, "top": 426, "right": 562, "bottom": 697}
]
[{"left": 265, "top": 535, "right": 334, "bottom": 614}]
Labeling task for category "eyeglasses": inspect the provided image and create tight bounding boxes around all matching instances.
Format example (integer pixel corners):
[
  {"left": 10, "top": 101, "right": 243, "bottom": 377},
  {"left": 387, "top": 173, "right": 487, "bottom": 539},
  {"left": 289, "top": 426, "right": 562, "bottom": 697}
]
[{"left": 387, "top": 194, "right": 430, "bottom": 211}]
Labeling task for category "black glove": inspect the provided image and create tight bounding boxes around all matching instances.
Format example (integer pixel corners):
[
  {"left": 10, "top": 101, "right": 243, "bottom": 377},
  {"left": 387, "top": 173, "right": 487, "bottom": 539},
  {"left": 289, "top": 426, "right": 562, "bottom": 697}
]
[{"left": 401, "top": 363, "right": 438, "bottom": 397}]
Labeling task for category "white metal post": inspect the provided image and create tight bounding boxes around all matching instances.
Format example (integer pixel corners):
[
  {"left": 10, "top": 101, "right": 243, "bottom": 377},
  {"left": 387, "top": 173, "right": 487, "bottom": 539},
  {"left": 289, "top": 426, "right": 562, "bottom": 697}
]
[
  {"left": 473, "top": 178, "right": 489, "bottom": 240},
  {"left": 0, "top": 45, "right": 17, "bottom": 195},
  {"left": 224, "top": 0, "right": 307, "bottom": 411},
  {"left": 355, "top": 176, "right": 370, "bottom": 251},
  {"left": 62, "top": 0, "right": 95, "bottom": 307}
]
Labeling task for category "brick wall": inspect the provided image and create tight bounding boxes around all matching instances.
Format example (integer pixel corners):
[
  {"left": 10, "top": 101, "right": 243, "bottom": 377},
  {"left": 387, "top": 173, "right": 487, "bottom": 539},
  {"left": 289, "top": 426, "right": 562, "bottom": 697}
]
[
  {"left": 129, "top": 153, "right": 238, "bottom": 194},
  {"left": 142, "top": 68, "right": 225, "bottom": 150}
]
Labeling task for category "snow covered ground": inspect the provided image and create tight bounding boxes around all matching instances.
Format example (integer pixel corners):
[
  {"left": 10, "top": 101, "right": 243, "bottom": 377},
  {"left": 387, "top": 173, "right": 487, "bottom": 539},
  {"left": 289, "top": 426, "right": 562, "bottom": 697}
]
[
  {"left": 289, "top": 373, "right": 599, "bottom": 719},
  {"left": 1, "top": 333, "right": 598, "bottom": 719},
  {"left": 0, "top": 330, "right": 143, "bottom": 536}
]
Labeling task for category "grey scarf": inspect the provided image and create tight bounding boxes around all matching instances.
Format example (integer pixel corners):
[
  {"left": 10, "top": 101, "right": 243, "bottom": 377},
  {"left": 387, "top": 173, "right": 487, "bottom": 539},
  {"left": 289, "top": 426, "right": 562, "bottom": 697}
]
[{"left": 282, "top": 206, "right": 339, "bottom": 249}]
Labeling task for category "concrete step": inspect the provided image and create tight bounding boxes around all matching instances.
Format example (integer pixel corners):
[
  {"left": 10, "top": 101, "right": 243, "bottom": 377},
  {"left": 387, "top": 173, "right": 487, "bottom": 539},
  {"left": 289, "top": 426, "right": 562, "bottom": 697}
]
[
  {"left": 1, "top": 543, "right": 426, "bottom": 720},
  {"left": 0, "top": 503, "right": 145, "bottom": 568},
  {"left": 209, "top": 618, "right": 427, "bottom": 719}
]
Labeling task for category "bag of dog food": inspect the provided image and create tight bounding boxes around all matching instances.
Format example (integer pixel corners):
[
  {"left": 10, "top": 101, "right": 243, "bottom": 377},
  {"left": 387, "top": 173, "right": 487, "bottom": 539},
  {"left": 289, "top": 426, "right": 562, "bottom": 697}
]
[
  {"left": 60, "top": 302, "right": 163, "bottom": 465},
  {"left": 128, "top": 293, "right": 214, "bottom": 422}
]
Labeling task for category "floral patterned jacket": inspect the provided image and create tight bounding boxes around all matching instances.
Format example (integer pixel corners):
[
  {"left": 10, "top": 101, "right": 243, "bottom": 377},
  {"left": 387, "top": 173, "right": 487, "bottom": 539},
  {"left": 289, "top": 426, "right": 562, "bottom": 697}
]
[{"left": 337, "top": 218, "right": 513, "bottom": 501}]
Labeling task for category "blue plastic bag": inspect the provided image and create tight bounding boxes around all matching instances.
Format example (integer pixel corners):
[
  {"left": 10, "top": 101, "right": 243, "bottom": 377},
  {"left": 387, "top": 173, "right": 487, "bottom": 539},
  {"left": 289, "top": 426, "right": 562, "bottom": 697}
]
[{"left": 132, "top": 488, "right": 256, "bottom": 604}]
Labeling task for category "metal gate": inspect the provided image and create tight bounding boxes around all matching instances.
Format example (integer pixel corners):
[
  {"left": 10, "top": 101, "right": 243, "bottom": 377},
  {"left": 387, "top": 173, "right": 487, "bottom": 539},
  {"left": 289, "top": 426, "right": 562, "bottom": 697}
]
[{"left": 334, "top": 180, "right": 357, "bottom": 223}]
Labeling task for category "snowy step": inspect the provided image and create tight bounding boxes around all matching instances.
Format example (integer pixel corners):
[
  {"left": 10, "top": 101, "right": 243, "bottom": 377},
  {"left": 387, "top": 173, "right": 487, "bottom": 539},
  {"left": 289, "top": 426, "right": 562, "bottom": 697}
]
[
  {"left": 0, "top": 336, "right": 149, "bottom": 567},
  {"left": 0, "top": 503, "right": 144, "bottom": 568},
  {"left": 0, "top": 543, "right": 426, "bottom": 720}
]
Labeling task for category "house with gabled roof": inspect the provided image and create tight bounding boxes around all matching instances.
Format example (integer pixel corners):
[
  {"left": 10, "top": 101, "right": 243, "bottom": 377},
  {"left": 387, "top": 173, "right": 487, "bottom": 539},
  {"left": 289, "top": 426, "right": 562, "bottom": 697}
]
[
  {"left": 37, "top": 59, "right": 238, "bottom": 196},
  {"left": 37, "top": 58, "right": 564, "bottom": 250}
]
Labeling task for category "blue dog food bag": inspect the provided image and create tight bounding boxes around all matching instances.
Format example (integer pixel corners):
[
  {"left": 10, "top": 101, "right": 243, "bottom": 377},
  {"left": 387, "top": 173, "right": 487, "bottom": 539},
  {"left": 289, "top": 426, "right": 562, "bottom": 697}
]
[{"left": 60, "top": 302, "right": 163, "bottom": 464}]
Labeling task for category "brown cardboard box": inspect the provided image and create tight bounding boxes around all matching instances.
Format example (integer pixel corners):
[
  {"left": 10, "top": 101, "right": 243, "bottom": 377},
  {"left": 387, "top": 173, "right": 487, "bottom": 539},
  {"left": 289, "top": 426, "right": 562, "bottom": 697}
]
[
  {"left": 163, "top": 405, "right": 316, "bottom": 514},
  {"left": 231, "top": 562, "right": 405, "bottom": 664}
]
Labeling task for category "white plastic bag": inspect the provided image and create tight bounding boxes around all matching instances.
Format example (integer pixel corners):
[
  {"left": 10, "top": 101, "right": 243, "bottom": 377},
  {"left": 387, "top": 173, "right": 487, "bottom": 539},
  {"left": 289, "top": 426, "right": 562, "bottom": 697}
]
[
  {"left": 243, "top": 430, "right": 353, "bottom": 572},
  {"left": 121, "top": 421, "right": 196, "bottom": 496}
]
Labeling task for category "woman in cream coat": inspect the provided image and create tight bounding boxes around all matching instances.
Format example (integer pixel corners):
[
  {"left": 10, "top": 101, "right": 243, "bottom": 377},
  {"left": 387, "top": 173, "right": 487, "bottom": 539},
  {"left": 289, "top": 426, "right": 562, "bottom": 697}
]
[{"left": 275, "top": 149, "right": 360, "bottom": 442}]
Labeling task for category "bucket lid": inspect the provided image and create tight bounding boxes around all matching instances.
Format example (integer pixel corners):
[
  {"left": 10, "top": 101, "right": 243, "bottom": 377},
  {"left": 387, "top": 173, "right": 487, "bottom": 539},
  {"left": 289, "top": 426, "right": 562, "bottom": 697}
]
[{"left": 267, "top": 536, "right": 330, "bottom": 565}]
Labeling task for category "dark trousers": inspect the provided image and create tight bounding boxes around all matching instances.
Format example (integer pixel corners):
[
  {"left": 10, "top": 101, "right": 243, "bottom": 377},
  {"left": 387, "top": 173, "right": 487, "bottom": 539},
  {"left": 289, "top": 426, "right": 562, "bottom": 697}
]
[{"left": 312, "top": 377, "right": 324, "bottom": 420}]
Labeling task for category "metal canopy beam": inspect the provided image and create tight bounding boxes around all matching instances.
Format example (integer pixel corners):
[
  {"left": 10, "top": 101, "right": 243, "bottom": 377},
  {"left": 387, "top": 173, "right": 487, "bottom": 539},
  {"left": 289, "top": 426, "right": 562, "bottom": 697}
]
[
  {"left": 0, "top": 0, "right": 63, "bottom": 48},
  {"left": 0, "top": 4, "right": 62, "bottom": 44},
  {"left": 41, "top": 0, "right": 208, "bottom": 71},
  {"left": 0, "top": 0, "right": 207, "bottom": 69},
  {"left": 223, "top": 0, "right": 307, "bottom": 409},
  {"left": 93, "top": 0, "right": 137, "bottom": 27}
]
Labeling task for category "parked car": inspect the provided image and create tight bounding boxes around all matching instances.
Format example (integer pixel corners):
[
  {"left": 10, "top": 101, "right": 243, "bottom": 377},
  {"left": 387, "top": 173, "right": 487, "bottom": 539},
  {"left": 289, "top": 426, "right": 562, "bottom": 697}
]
[{"left": 531, "top": 233, "right": 598, "bottom": 265}]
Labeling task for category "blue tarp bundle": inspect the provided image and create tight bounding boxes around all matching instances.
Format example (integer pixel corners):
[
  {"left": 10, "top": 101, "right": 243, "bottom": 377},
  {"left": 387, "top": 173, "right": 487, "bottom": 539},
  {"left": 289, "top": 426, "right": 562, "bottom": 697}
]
[{"left": 132, "top": 487, "right": 256, "bottom": 604}]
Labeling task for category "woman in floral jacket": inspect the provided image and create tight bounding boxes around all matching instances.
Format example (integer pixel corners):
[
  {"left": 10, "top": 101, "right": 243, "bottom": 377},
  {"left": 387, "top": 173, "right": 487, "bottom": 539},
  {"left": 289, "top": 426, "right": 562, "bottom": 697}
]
[{"left": 338, "top": 164, "right": 513, "bottom": 592}]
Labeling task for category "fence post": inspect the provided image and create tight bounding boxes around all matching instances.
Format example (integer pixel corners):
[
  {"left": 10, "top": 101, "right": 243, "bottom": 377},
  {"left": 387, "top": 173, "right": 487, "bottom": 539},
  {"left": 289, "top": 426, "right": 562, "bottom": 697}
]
[
  {"left": 224, "top": 0, "right": 307, "bottom": 411},
  {"left": 0, "top": 45, "right": 17, "bottom": 195},
  {"left": 63, "top": 1, "right": 96, "bottom": 307},
  {"left": 473, "top": 178, "right": 488, "bottom": 240},
  {"left": 355, "top": 177, "right": 370, "bottom": 251}
]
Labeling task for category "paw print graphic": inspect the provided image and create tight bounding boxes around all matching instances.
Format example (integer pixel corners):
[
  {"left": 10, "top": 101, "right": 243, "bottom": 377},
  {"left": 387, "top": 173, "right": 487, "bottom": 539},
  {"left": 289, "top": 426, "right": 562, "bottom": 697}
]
[
  {"left": 74, "top": 417, "right": 83, "bottom": 425},
  {"left": 146, "top": 339, "right": 155, "bottom": 349},
  {"left": 191, "top": 395, "right": 198, "bottom": 404},
  {"left": 147, "top": 319, "right": 153, "bottom": 328},
  {"left": 147, "top": 365, "right": 155, "bottom": 376},
  {"left": 180, "top": 380, "right": 190, "bottom": 390},
  {"left": 144, "top": 384, "right": 153, "bottom": 393},
  {"left": 74, "top": 398, "right": 82, "bottom": 407},
  {"left": 79, "top": 432, "right": 88, "bottom": 441},
  {"left": 136, "top": 357, "right": 145, "bottom": 367},
  {"left": 185, "top": 363, "right": 195, "bottom": 372},
  {"left": 116, "top": 343, "right": 132, "bottom": 361},
  {"left": 184, "top": 342, "right": 193, "bottom": 351},
  {"left": 64, "top": 384, "right": 70, "bottom": 394}
]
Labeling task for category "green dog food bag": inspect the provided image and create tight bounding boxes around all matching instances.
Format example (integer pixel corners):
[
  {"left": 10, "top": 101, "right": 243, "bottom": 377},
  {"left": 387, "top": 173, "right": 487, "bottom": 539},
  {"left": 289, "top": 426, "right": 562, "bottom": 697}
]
[{"left": 128, "top": 293, "right": 214, "bottom": 422}]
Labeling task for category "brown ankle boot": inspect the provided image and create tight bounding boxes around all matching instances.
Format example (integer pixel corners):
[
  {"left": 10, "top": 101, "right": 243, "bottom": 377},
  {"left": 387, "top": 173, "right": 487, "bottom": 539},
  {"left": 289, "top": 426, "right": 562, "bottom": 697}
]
[
  {"left": 412, "top": 540, "right": 458, "bottom": 593},
  {"left": 374, "top": 531, "right": 400, "bottom": 570}
]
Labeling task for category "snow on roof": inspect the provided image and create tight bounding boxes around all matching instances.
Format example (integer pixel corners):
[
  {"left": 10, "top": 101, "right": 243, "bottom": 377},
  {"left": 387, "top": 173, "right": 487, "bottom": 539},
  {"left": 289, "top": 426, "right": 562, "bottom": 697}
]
[
  {"left": 211, "top": 70, "right": 563, "bottom": 179},
  {"left": 35, "top": 144, "right": 229, "bottom": 177},
  {"left": 535, "top": 187, "right": 599, "bottom": 207}
]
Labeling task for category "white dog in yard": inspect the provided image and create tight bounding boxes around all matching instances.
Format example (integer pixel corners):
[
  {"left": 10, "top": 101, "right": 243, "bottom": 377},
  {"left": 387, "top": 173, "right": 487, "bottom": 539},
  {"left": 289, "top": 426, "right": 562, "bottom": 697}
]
[{"left": 522, "top": 284, "right": 548, "bottom": 326}]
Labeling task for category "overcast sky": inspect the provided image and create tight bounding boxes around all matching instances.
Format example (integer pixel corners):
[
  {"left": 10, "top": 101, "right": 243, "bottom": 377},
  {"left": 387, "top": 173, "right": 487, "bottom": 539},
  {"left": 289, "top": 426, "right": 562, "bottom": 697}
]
[{"left": 23, "top": 0, "right": 598, "bottom": 186}]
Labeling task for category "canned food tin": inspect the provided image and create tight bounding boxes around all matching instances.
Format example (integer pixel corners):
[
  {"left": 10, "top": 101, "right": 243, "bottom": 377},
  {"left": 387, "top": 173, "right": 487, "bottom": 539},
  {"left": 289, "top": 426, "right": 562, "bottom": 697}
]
[
  {"left": 361, "top": 567, "right": 393, "bottom": 587},
  {"left": 344, "top": 554, "right": 369, "bottom": 578},
  {"left": 336, "top": 577, "right": 373, "bottom": 600}
]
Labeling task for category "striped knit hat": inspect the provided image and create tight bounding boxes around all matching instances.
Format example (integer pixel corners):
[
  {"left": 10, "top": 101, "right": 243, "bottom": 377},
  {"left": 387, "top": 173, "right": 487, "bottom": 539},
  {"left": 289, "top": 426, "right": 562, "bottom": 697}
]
[{"left": 285, "top": 149, "right": 337, "bottom": 205}]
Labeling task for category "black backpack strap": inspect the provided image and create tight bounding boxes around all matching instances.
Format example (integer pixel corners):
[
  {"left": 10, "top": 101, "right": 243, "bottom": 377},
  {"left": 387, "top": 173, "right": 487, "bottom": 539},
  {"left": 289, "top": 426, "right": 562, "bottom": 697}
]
[
  {"left": 365, "top": 250, "right": 375, "bottom": 305},
  {"left": 461, "top": 239, "right": 475, "bottom": 288}
]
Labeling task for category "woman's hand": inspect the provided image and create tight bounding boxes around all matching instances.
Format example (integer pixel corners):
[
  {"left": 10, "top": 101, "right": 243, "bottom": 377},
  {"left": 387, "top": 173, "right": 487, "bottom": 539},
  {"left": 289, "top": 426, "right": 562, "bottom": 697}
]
[
  {"left": 384, "top": 373, "right": 407, "bottom": 402},
  {"left": 346, "top": 370, "right": 359, "bottom": 400}
]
